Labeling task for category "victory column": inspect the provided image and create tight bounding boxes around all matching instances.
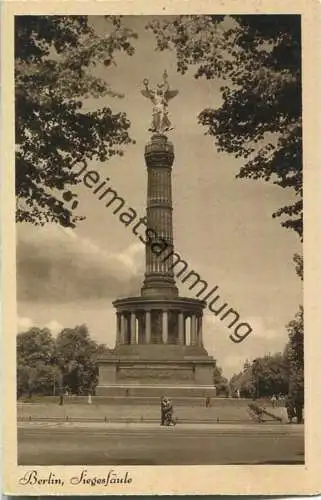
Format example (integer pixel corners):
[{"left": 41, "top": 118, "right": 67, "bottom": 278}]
[{"left": 97, "top": 72, "right": 216, "bottom": 398}]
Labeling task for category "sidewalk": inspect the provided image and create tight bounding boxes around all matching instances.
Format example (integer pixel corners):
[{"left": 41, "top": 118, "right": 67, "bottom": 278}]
[{"left": 18, "top": 420, "right": 304, "bottom": 433}]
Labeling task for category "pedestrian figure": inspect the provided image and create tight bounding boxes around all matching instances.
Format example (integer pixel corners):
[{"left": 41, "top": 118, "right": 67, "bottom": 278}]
[
  {"left": 88, "top": 394, "right": 92, "bottom": 405},
  {"left": 271, "top": 394, "right": 277, "bottom": 408},
  {"left": 59, "top": 394, "right": 64, "bottom": 406},
  {"left": 163, "top": 398, "right": 176, "bottom": 426},
  {"left": 160, "top": 396, "right": 166, "bottom": 425},
  {"left": 285, "top": 395, "right": 296, "bottom": 423},
  {"left": 205, "top": 396, "right": 211, "bottom": 408}
]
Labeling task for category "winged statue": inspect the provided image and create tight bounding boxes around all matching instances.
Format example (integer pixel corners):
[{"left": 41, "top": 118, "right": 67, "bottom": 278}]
[{"left": 141, "top": 70, "right": 179, "bottom": 134}]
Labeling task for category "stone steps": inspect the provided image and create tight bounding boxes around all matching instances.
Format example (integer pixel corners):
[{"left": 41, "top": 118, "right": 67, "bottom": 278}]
[{"left": 17, "top": 403, "right": 257, "bottom": 423}]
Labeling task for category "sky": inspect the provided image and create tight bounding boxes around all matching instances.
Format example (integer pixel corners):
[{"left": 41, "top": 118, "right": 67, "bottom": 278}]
[{"left": 17, "top": 16, "right": 302, "bottom": 378}]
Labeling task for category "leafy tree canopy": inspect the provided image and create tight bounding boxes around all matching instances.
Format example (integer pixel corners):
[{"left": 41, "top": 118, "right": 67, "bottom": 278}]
[
  {"left": 213, "top": 365, "right": 228, "bottom": 395},
  {"left": 251, "top": 353, "right": 289, "bottom": 397},
  {"left": 17, "top": 327, "right": 62, "bottom": 397},
  {"left": 149, "top": 15, "right": 302, "bottom": 237},
  {"left": 16, "top": 323, "right": 110, "bottom": 396},
  {"left": 17, "top": 327, "right": 55, "bottom": 366},
  {"left": 286, "top": 305, "right": 304, "bottom": 406},
  {"left": 16, "top": 15, "right": 137, "bottom": 227},
  {"left": 17, "top": 362, "right": 62, "bottom": 398},
  {"left": 231, "top": 352, "right": 289, "bottom": 398},
  {"left": 54, "top": 324, "right": 105, "bottom": 394},
  {"left": 293, "top": 252, "right": 303, "bottom": 280}
]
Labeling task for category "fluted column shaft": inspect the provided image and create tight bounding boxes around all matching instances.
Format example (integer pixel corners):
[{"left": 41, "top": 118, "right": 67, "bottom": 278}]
[
  {"left": 162, "top": 311, "right": 168, "bottom": 344},
  {"left": 141, "top": 134, "right": 178, "bottom": 297},
  {"left": 178, "top": 312, "right": 185, "bottom": 345},
  {"left": 198, "top": 315, "right": 203, "bottom": 346},
  {"left": 120, "top": 314, "right": 126, "bottom": 344},
  {"left": 191, "top": 315, "right": 197, "bottom": 345},
  {"left": 130, "top": 312, "right": 136, "bottom": 344},
  {"left": 145, "top": 311, "right": 151, "bottom": 344},
  {"left": 116, "top": 313, "right": 121, "bottom": 346}
]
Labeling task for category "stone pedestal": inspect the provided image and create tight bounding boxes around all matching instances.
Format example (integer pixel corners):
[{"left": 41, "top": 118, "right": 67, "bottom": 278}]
[
  {"left": 96, "top": 345, "right": 216, "bottom": 398},
  {"left": 96, "top": 295, "right": 216, "bottom": 397}
]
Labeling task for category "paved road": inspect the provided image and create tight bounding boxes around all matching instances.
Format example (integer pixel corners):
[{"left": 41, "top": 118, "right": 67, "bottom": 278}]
[{"left": 18, "top": 423, "right": 304, "bottom": 465}]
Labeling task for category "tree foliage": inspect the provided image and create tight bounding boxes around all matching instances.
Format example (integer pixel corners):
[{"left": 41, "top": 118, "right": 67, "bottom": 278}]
[
  {"left": 149, "top": 15, "right": 302, "bottom": 237},
  {"left": 16, "top": 323, "right": 110, "bottom": 397},
  {"left": 231, "top": 352, "right": 289, "bottom": 398},
  {"left": 293, "top": 252, "right": 303, "bottom": 280},
  {"left": 251, "top": 353, "right": 289, "bottom": 397},
  {"left": 286, "top": 306, "right": 304, "bottom": 410},
  {"left": 54, "top": 324, "right": 105, "bottom": 395},
  {"left": 16, "top": 327, "right": 62, "bottom": 397},
  {"left": 213, "top": 365, "right": 229, "bottom": 395},
  {"left": 16, "top": 16, "right": 137, "bottom": 227},
  {"left": 17, "top": 327, "right": 55, "bottom": 365},
  {"left": 230, "top": 365, "right": 255, "bottom": 398}
]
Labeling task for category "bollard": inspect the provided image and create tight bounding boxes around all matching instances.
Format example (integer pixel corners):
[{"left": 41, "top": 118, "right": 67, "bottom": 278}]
[
  {"left": 29, "top": 415, "right": 31, "bottom": 422},
  {"left": 217, "top": 417, "right": 219, "bottom": 423},
  {"left": 104, "top": 416, "right": 107, "bottom": 423}
]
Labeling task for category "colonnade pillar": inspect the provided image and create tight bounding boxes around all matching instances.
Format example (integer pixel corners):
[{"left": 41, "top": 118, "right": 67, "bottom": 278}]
[
  {"left": 120, "top": 314, "right": 126, "bottom": 344},
  {"left": 116, "top": 313, "right": 121, "bottom": 346},
  {"left": 191, "top": 315, "right": 197, "bottom": 345},
  {"left": 162, "top": 311, "right": 168, "bottom": 344},
  {"left": 178, "top": 312, "right": 185, "bottom": 345},
  {"left": 116, "top": 309, "right": 203, "bottom": 347},
  {"left": 145, "top": 311, "right": 151, "bottom": 344},
  {"left": 197, "top": 315, "right": 203, "bottom": 346},
  {"left": 130, "top": 312, "right": 136, "bottom": 344},
  {"left": 188, "top": 314, "right": 203, "bottom": 346}
]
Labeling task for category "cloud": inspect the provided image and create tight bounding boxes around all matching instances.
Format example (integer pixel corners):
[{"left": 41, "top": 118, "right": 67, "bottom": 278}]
[
  {"left": 17, "top": 316, "right": 34, "bottom": 331},
  {"left": 222, "top": 354, "right": 247, "bottom": 374},
  {"left": 202, "top": 311, "right": 287, "bottom": 378},
  {"left": 44, "top": 320, "right": 64, "bottom": 336},
  {"left": 17, "top": 224, "right": 144, "bottom": 303},
  {"left": 243, "top": 316, "right": 278, "bottom": 340},
  {"left": 17, "top": 316, "right": 64, "bottom": 336}
]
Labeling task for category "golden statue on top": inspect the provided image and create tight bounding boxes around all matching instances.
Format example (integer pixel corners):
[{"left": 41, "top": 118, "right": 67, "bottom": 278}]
[{"left": 141, "top": 70, "right": 179, "bottom": 134}]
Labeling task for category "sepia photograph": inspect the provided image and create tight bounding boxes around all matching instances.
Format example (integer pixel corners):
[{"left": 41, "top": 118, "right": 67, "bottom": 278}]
[
  {"left": 15, "top": 12, "right": 304, "bottom": 466},
  {"left": 2, "top": 1, "right": 321, "bottom": 495}
]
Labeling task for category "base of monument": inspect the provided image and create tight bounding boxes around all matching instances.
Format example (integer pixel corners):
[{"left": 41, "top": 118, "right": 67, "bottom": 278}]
[
  {"left": 97, "top": 344, "right": 216, "bottom": 399},
  {"left": 95, "top": 384, "right": 216, "bottom": 398}
]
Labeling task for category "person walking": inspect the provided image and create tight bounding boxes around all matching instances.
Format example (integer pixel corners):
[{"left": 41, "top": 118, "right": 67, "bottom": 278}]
[
  {"left": 164, "top": 398, "right": 176, "bottom": 426},
  {"left": 160, "top": 396, "right": 166, "bottom": 426},
  {"left": 285, "top": 395, "right": 296, "bottom": 423}
]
